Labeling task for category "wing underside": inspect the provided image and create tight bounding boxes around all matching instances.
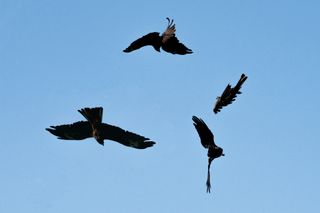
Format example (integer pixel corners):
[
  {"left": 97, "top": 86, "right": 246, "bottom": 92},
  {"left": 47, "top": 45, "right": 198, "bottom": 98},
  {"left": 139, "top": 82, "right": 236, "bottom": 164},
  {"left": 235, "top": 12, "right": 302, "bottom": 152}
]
[
  {"left": 161, "top": 36, "right": 192, "bottom": 55},
  {"left": 123, "top": 32, "right": 161, "bottom": 52},
  {"left": 192, "top": 116, "right": 215, "bottom": 148},
  {"left": 46, "top": 121, "right": 92, "bottom": 140},
  {"left": 101, "top": 123, "right": 155, "bottom": 149}
]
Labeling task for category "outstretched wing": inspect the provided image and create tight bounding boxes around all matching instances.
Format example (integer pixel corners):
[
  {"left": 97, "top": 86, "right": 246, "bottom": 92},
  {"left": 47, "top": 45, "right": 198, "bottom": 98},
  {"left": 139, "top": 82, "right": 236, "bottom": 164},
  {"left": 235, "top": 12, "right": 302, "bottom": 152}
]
[
  {"left": 100, "top": 123, "right": 155, "bottom": 149},
  {"left": 192, "top": 116, "right": 215, "bottom": 148},
  {"left": 213, "top": 74, "right": 248, "bottom": 114},
  {"left": 161, "top": 36, "right": 193, "bottom": 55},
  {"left": 123, "top": 32, "right": 161, "bottom": 52},
  {"left": 46, "top": 121, "right": 92, "bottom": 140}
]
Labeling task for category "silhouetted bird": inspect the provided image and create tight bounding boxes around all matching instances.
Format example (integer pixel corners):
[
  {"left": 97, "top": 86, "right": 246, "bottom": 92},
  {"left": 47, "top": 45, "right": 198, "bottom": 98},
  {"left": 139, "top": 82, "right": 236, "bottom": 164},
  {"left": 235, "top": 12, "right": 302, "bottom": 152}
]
[
  {"left": 123, "top": 18, "right": 192, "bottom": 55},
  {"left": 192, "top": 116, "right": 224, "bottom": 193},
  {"left": 46, "top": 107, "right": 155, "bottom": 149},
  {"left": 213, "top": 73, "right": 248, "bottom": 114}
]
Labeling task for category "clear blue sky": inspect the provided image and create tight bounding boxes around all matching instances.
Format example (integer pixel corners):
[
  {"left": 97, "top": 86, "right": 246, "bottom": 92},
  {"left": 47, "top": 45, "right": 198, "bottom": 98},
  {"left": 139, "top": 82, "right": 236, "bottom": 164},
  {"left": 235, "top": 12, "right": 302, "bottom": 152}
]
[{"left": 1, "top": 0, "right": 319, "bottom": 212}]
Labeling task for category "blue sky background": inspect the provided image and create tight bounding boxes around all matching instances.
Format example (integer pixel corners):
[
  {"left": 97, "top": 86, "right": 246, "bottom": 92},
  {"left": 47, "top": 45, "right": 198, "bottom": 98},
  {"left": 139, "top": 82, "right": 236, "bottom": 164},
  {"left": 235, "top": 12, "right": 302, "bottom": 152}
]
[{"left": 1, "top": 0, "right": 319, "bottom": 212}]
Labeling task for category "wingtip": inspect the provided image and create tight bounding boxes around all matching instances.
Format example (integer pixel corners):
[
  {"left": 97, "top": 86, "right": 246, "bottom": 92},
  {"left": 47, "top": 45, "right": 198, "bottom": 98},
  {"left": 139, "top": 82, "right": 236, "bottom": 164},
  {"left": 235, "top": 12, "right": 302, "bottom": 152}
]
[
  {"left": 241, "top": 73, "right": 247, "bottom": 77},
  {"left": 46, "top": 127, "right": 54, "bottom": 132},
  {"left": 148, "top": 140, "right": 156, "bottom": 145},
  {"left": 186, "top": 49, "right": 193, "bottom": 54},
  {"left": 192, "top": 115, "right": 202, "bottom": 124},
  {"left": 138, "top": 140, "right": 156, "bottom": 149},
  {"left": 240, "top": 73, "right": 248, "bottom": 82},
  {"left": 46, "top": 127, "right": 58, "bottom": 137}
]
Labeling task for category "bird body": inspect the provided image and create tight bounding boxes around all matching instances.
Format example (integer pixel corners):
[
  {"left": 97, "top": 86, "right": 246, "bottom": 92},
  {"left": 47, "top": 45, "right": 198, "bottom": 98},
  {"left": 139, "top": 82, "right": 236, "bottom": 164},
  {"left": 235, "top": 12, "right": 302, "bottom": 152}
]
[
  {"left": 78, "top": 107, "right": 104, "bottom": 145},
  {"left": 123, "top": 18, "right": 192, "bottom": 55},
  {"left": 46, "top": 107, "right": 155, "bottom": 149}
]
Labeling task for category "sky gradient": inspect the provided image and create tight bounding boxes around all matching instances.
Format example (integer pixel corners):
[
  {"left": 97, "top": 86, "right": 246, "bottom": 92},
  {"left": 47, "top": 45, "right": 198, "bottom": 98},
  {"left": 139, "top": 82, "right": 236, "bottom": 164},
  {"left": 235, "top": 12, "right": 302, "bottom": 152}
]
[{"left": 1, "top": 0, "right": 320, "bottom": 212}]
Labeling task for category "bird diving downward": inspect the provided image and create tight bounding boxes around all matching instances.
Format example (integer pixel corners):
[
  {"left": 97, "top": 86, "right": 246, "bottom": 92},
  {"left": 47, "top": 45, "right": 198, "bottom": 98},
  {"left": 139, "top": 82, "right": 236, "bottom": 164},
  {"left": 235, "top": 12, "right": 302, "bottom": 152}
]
[{"left": 192, "top": 116, "right": 224, "bottom": 193}]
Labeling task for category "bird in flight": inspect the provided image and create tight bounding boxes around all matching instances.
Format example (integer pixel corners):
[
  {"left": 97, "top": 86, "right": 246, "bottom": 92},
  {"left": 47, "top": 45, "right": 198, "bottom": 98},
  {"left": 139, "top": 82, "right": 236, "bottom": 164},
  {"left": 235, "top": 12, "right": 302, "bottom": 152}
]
[
  {"left": 213, "top": 73, "right": 248, "bottom": 114},
  {"left": 123, "top": 17, "right": 192, "bottom": 55},
  {"left": 46, "top": 107, "right": 155, "bottom": 149},
  {"left": 192, "top": 116, "right": 224, "bottom": 193}
]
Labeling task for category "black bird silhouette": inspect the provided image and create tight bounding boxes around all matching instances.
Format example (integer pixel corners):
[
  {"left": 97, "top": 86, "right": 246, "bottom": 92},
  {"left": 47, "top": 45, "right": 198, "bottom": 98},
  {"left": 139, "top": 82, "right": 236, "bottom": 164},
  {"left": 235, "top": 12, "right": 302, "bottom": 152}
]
[
  {"left": 46, "top": 107, "right": 155, "bottom": 149},
  {"left": 192, "top": 116, "right": 224, "bottom": 193},
  {"left": 123, "top": 18, "right": 192, "bottom": 55},
  {"left": 213, "top": 73, "right": 248, "bottom": 114}
]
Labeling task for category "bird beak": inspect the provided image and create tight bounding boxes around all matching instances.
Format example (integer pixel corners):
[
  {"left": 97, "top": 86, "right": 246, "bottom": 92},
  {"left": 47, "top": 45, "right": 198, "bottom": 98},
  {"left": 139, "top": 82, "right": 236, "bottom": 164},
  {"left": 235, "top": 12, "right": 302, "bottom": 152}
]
[{"left": 222, "top": 153, "right": 225, "bottom": 156}]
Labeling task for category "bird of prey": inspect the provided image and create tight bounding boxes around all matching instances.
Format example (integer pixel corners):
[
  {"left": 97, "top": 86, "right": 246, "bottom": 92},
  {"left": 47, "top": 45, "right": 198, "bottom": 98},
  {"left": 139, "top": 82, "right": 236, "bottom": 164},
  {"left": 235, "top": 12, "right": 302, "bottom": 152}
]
[
  {"left": 46, "top": 107, "right": 155, "bottom": 149},
  {"left": 213, "top": 73, "right": 248, "bottom": 114},
  {"left": 192, "top": 116, "right": 224, "bottom": 193},
  {"left": 123, "top": 17, "right": 192, "bottom": 55}
]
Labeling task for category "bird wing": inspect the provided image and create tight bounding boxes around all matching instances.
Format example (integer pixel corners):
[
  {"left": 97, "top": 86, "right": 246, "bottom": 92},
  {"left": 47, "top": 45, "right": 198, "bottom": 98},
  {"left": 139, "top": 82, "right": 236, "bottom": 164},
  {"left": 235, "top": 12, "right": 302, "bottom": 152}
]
[
  {"left": 100, "top": 123, "right": 155, "bottom": 149},
  {"left": 213, "top": 74, "right": 248, "bottom": 114},
  {"left": 161, "top": 36, "right": 193, "bottom": 55},
  {"left": 161, "top": 18, "right": 176, "bottom": 43},
  {"left": 192, "top": 116, "right": 215, "bottom": 148},
  {"left": 46, "top": 121, "right": 92, "bottom": 140},
  {"left": 123, "top": 32, "right": 161, "bottom": 52},
  {"left": 213, "top": 84, "right": 232, "bottom": 113},
  {"left": 230, "top": 73, "right": 248, "bottom": 98}
]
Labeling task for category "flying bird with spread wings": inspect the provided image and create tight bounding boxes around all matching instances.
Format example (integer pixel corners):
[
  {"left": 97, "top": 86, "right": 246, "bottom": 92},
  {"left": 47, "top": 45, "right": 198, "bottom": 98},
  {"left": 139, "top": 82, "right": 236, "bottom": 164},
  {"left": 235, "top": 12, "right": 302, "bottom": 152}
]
[
  {"left": 46, "top": 107, "right": 155, "bottom": 149},
  {"left": 192, "top": 116, "right": 224, "bottom": 193},
  {"left": 123, "top": 18, "right": 192, "bottom": 55},
  {"left": 213, "top": 73, "right": 248, "bottom": 114}
]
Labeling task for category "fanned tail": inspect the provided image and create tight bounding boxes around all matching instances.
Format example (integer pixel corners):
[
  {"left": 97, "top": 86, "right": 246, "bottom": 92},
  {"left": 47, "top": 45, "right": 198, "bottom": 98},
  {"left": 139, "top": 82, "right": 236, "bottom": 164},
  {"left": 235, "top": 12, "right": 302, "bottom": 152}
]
[{"left": 78, "top": 107, "right": 103, "bottom": 125}]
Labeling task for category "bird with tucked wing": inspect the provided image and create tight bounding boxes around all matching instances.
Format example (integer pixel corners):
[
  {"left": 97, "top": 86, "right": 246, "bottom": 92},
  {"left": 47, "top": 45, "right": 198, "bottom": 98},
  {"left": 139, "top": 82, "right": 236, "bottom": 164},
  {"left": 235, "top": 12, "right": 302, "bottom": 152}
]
[
  {"left": 192, "top": 116, "right": 224, "bottom": 193},
  {"left": 123, "top": 18, "right": 192, "bottom": 55},
  {"left": 46, "top": 107, "right": 155, "bottom": 149},
  {"left": 213, "top": 73, "right": 248, "bottom": 114}
]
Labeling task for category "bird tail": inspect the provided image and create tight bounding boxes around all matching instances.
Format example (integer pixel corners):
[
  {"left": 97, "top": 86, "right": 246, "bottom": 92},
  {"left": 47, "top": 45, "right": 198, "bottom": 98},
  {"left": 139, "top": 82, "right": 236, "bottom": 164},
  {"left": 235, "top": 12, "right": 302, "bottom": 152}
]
[
  {"left": 206, "top": 159, "right": 212, "bottom": 193},
  {"left": 78, "top": 107, "right": 103, "bottom": 126},
  {"left": 206, "top": 170, "right": 211, "bottom": 193}
]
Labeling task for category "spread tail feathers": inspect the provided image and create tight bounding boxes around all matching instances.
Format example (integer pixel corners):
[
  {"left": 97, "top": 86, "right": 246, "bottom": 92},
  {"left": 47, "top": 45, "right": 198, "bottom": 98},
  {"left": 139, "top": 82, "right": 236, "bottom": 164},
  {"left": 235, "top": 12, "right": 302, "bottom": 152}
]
[{"left": 78, "top": 107, "right": 103, "bottom": 125}]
